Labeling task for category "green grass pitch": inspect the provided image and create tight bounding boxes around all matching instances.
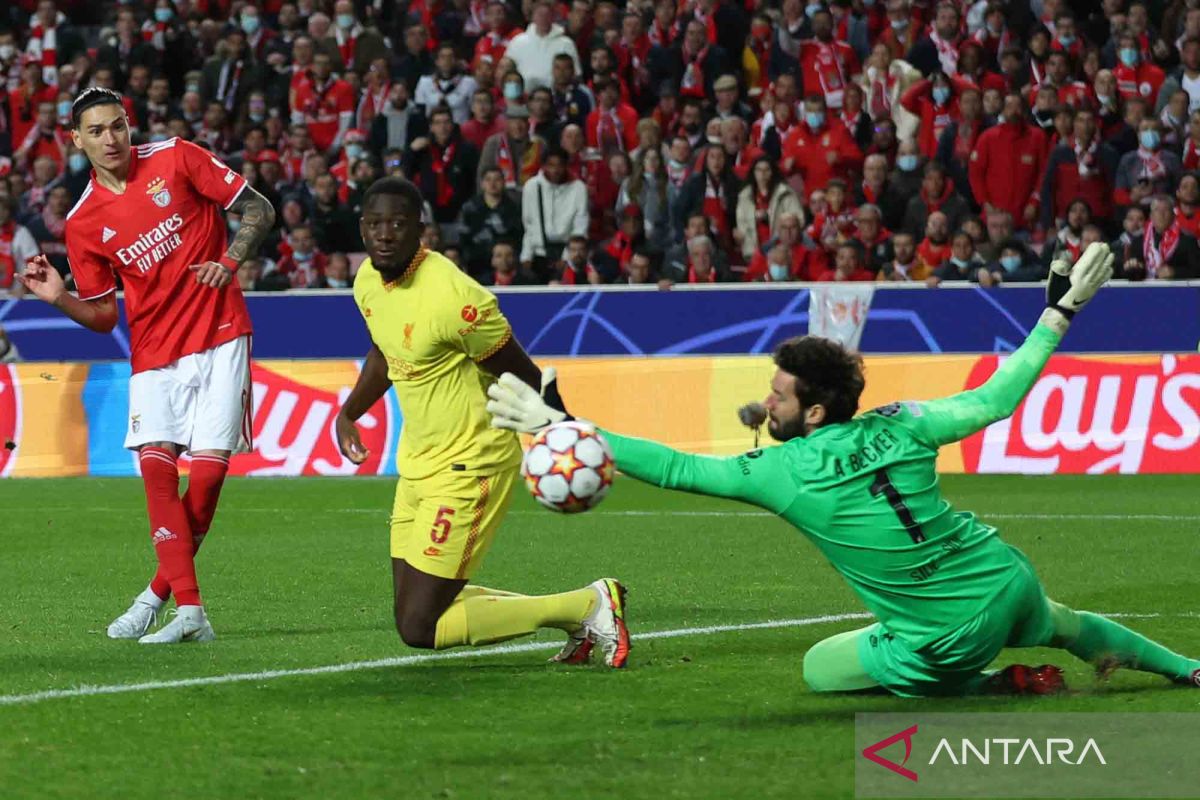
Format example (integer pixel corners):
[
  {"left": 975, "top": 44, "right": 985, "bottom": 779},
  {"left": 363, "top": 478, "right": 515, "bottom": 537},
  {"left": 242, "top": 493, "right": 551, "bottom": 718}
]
[{"left": 1, "top": 474, "right": 1198, "bottom": 799}]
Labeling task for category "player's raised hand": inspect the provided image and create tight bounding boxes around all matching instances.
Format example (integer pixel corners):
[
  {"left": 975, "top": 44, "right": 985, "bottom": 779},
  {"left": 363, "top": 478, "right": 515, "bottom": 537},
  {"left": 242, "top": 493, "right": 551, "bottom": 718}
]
[
  {"left": 190, "top": 261, "right": 234, "bottom": 289},
  {"left": 17, "top": 255, "right": 66, "bottom": 304},
  {"left": 335, "top": 413, "right": 370, "bottom": 464},
  {"left": 1046, "top": 241, "right": 1113, "bottom": 318}
]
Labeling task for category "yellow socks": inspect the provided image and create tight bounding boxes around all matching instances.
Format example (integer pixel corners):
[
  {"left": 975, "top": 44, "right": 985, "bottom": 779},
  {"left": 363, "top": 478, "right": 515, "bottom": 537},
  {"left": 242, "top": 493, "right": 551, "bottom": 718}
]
[{"left": 433, "top": 587, "right": 597, "bottom": 649}]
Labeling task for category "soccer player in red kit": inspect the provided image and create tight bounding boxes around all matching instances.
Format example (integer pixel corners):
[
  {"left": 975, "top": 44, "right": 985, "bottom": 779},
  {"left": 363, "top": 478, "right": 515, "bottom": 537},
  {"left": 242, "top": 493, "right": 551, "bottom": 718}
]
[{"left": 18, "top": 88, "right": 276, "bottom": 644}]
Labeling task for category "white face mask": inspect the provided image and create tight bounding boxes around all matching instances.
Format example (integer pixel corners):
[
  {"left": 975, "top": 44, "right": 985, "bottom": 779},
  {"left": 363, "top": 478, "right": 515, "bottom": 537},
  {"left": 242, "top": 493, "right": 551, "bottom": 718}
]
[
  {"left": 768, "top": 263, "right": 790, "bottom": 281},
  {"left": 0, "top": 44, "right": 14, "bottom": 61}
]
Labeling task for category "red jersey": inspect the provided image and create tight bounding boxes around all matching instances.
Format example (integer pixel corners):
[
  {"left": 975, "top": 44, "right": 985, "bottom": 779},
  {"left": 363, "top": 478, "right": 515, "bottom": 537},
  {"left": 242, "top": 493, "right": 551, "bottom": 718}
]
[
  {"left": 65, "top": 138, "right": 253, "bottom": 374},
  {"left": 292, "top": 78, "right": 355, "bottom": 151}
]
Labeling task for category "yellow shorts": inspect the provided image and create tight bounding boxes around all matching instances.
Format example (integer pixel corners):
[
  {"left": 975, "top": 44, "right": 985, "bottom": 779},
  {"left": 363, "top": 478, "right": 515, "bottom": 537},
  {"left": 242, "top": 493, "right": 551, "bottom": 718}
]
[{"left": 389, "top": 467, "right": 518, "bottom": 580}]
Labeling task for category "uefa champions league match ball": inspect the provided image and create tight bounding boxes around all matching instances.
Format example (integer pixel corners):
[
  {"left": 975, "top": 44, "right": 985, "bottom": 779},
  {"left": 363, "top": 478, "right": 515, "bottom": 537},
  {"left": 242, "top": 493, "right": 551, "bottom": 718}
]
[{"left": 521, "top": 421, "right": 616, "bottom": 513}]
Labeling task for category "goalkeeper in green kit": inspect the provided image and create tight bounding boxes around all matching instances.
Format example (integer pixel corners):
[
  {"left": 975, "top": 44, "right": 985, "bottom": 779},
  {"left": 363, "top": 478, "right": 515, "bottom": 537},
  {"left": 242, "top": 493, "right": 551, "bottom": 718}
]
[{"left": 487, "top": 242, "right": 1200, "bottom": 697}]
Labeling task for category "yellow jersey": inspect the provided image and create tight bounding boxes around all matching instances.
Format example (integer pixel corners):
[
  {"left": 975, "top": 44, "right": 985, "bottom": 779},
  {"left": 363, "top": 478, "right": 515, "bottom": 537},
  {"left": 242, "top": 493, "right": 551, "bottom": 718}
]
[{"left": 353, "top": 250, "right": 522, "bottom": 481}]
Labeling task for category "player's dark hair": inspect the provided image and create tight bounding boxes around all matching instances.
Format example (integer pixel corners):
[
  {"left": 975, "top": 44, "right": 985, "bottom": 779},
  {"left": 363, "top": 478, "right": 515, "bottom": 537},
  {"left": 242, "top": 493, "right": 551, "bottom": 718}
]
[
  {"left": 363, "top": 176, "right": 424, "bottom": 214},
  {"left": 70, "top": 87, "right": 125, "bottom": 130},
  {"left": 773, "top": 337, "right": 865, "bottom": 426}
]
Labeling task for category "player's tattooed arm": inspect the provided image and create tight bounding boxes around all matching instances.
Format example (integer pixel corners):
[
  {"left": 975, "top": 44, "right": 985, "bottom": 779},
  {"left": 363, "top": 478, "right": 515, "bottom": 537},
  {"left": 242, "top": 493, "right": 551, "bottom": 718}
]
[
  {"left": 190, "top": 186, "right": 277, "bottom": 288},
  {"left": 224, "top": 185, "right": 277, "bottom": 266}
]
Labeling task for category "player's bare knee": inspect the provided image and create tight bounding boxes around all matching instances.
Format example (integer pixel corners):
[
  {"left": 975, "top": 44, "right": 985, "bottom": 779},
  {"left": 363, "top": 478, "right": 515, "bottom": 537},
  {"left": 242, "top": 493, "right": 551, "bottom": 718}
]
[{"left": 395, "top": 612, "right": 437, "bottom": 649}]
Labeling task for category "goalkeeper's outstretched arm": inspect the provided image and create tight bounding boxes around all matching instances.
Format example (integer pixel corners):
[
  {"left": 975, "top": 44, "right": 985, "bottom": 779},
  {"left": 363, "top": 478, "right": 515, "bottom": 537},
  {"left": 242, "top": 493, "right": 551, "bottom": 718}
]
[
  {"left": 912, "top": 241, "right": 1113, "bottom": 448},
  {"left": 592, "top": 428, "right": 795, "bottom": 514}
]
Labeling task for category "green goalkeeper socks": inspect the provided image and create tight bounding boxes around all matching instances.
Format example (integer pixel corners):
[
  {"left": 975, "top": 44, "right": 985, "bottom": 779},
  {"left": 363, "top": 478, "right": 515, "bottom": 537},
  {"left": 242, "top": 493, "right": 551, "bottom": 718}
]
[{"left": 1061, "top": 610, "right": 1194, "bottom": 681}]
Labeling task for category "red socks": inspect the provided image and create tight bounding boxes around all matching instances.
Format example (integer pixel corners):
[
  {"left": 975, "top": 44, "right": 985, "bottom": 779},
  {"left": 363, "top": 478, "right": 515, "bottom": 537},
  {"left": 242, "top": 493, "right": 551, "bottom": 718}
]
[
  {"left": 148, "top": 453, "right": 229, "bottom": 602},
  {"left": 139, "top": 447, "right": 201, "bottom": 607}
]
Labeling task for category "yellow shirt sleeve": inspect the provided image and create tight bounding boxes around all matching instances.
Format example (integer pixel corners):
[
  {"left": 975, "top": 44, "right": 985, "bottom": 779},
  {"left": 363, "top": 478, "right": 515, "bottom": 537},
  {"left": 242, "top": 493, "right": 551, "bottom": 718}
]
[{"left": 437, "top": 271, "right": 513, "bottom": 362}]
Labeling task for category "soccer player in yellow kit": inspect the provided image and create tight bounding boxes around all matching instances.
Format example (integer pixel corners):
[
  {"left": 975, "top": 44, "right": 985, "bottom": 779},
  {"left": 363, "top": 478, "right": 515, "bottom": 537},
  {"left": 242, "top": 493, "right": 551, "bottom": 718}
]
[{"left": 335, "top": 177, "right": 629, "bottom": 667}]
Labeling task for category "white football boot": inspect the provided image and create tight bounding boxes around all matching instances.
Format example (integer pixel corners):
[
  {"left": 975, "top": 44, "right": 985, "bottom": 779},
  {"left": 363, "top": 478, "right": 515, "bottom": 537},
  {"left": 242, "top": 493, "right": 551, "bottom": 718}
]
[
  {"left": 138, "top": 605, "right": 215, "bottom": 644},
  {"left": 106, "top": 589, "right": 163, "bottom": 639},
  {"left": 580, "top": 578, "right": 630, "bottom": 668}
]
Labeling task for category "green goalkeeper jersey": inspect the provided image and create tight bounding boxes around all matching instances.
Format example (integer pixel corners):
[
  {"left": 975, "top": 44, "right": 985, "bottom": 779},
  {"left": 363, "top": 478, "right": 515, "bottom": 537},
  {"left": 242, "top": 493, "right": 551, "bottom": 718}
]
[{"left": 599, "top": 323, "right": 1063, "bottom": 649}]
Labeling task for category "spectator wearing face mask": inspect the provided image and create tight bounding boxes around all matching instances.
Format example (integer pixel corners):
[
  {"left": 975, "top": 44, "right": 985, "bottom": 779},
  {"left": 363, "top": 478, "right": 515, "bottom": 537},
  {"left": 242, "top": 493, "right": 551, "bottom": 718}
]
[
  {"left": 890, "top": 137, "right": 924, "bottom": 199},
  {"left": 1114, "top": 118, "right": 1182, "bottom": 208},
  {"left": 929, "top": 230, "right": 985, "bottom": 284},
  {"left": 742, "top": 212, "right": 820, "bottom": 282},
  {"left": 1113, "top": 32, "right": 1165, "bottom": 108},
  {"left": 900, "top": 70, "right": 978, "bottom": 159},
  {"left": 309, "top": 251, "right": 352, "bottom": 289},
  {"left": 273, "top": 225, "right": 328, "bottom": 288},
  {"left": 331, "top": 0, "right": 389, "bottom": 72},
  {"left": 977, "top": 240, "right": 1044, "bottom": 286},
  {"left": 781, "top": 94, "right": 864, "bottom": 193}
]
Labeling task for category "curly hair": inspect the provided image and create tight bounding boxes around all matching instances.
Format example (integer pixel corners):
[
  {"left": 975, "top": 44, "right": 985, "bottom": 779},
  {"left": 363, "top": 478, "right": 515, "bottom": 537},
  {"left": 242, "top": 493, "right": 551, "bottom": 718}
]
[{"left": 772, "top": 336, "right": 866, "bottom": 425}]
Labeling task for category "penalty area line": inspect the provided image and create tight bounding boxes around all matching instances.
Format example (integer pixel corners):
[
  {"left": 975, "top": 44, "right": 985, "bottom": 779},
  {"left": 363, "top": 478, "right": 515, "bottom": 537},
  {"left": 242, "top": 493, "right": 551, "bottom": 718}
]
[{"left": 0, "top": 613, "right": 874, "bottom": 707}]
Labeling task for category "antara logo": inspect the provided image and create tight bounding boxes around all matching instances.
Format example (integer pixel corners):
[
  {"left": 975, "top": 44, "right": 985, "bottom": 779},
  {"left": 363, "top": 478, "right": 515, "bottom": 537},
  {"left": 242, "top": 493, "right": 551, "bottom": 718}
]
[{"left": 863, "top": 724, "right": 920, "bottom": 782}]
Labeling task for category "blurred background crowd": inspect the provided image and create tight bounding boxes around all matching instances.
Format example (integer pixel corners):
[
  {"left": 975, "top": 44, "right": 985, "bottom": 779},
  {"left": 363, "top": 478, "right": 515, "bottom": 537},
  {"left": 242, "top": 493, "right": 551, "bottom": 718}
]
[{"left": 3, "top": 0, "right": 1200, "bottom": 295}]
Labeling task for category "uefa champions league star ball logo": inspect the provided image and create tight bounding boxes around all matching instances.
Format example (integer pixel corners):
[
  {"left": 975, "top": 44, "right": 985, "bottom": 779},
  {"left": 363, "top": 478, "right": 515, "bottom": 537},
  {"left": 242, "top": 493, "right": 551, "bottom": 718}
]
[{"left": 146, "top": 177, "right": 172, "bottom": 208}]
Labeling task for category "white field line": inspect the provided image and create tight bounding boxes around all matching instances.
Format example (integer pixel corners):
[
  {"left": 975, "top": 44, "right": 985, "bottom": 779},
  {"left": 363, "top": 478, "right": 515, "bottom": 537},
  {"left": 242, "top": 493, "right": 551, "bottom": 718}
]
[
  {"left": 0, "top": 613, "right": 871, "bottom": 707},
  {"left": 0, "top": 611, "right": 1194, "bottom": 708},
  {"left": 10, "top": 508, "right": 1200, "bottom": 522}
]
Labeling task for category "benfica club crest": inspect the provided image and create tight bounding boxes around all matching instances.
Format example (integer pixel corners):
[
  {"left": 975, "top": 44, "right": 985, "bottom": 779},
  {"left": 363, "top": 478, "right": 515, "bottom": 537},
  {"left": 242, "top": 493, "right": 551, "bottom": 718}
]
[{"left": 146, "top": 177, "right": 171, "bottom": 208}]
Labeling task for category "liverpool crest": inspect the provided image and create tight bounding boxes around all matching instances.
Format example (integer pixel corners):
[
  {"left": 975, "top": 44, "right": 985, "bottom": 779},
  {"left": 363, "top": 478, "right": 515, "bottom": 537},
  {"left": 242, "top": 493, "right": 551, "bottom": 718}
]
[{"left": 146, "top": 177, "right": 171, "bottom": 208}]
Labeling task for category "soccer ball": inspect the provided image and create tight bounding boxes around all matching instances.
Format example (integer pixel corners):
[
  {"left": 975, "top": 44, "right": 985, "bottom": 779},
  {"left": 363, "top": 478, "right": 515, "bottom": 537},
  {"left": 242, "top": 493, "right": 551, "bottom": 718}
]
[{"left": 521, "top": 421, "right": 615, "bottom": 513}]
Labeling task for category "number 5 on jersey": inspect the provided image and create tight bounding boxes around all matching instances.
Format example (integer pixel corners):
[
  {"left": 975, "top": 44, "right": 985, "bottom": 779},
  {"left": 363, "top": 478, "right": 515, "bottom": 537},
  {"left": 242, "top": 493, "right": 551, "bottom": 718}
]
[{"left": 430, "top": 506, "right": 456, "bottom": 544}]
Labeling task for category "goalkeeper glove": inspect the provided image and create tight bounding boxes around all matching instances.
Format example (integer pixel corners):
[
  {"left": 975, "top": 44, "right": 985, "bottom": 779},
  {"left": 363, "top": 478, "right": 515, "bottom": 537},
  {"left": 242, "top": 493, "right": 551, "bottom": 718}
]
[
  {"left": 1045, "top": 241, "right": 1113, "bottom": 319},
  {"left": 487, "top": 367, "right": 574, "bottom": 434}
]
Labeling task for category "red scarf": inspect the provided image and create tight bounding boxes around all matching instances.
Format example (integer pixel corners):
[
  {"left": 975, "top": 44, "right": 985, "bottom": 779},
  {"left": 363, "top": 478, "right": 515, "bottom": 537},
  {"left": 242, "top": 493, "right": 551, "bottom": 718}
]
[
  {"left": 867, "top": 71, "right": 896, "bottom": 119},
  {"left": 1184, "top": 138, "right": 1200, "bottom": 170},
  {"left": 1136, "top": 147, "right": 1166, "bottom": 181},
  {"left": 687, "top": 260, "right": 717, "bottom": 282},
  {"left": 1075, "top": 137, "right": 1099, "bottom": 177},
  {"left": 605, "top": 232, "right": 635, "bottom": 272},
  {"left": 811, "top": 41, "right": 847, "bottom": 108},
  {"left": 1059, "top": 227, "right": 1083, "bottom": 262},
  {"left": 430, "top": 138, "right": 458, "bottom": 207},
  {"left": 142, "top": 20, "right": 168, "bottom": 51},
  {"left": 28, "top": 24, "right": 58, "bottom": 85},
  {"left": 595, "top": 106, "right": 624, "bottom": 152},
  {"left": 954, "top": 119, "right": 979, "bottom": 162},
  {"left": 1177, "top": 206, "right": 1200, "bottom": 237},
  {"left": 680, "top": 44, "right": 709, "bottom": 98},
  {"left": 336, "top": 28, "right": 359, "bottom": 70},
  {"left": 1144, "top": 223, "right": 1181, "bottom": 277},
  {"left": 496, "top": 136, "right": 540, "bottom": 188},
  {"left": 920, "top": 178, "right": 954, "bottom": 213},
  {"left": 649, "top": 19, "right": 673, "bottom": 48},
  {"left": 702, "top": 173, "right": 728, "bottom": 238},
  {"left": 754, "top": 190, "right": 771, "bottom": 245},
  {"left": 930, "top": 31, "right": 959, "bottom": 75}
]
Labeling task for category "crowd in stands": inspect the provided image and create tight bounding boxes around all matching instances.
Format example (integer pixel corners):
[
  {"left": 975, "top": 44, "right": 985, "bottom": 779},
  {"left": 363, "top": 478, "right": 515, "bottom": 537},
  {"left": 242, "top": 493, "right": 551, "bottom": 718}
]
[{"left": 3, "top": 0, "right": 1200, "bottom": 293}]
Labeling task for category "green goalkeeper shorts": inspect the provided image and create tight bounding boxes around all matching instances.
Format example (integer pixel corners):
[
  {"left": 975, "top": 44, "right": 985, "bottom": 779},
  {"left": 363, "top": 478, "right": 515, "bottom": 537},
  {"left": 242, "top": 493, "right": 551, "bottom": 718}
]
[{"left": 805, "top": 545, "right": 1057, "bottom": 698}]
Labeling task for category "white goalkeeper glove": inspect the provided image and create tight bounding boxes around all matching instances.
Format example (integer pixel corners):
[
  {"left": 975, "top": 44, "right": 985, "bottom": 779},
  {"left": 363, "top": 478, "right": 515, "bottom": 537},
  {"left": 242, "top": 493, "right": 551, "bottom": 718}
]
[
  {"left": 1042, "top": 241, "right": 1114, "bottom": 332},
  {"left": 486, "top": 368, "right": 572, "bottom": 434},
  {"left": 1046, "top": 241, "right": 1114, "bottom": 315}
]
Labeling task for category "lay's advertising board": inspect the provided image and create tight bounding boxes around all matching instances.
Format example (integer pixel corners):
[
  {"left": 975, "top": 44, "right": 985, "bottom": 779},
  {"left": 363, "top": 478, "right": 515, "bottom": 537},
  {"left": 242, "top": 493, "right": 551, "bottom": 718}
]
[{"left": 1, "top": 354, "right": 1197, "bottom": 477}]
